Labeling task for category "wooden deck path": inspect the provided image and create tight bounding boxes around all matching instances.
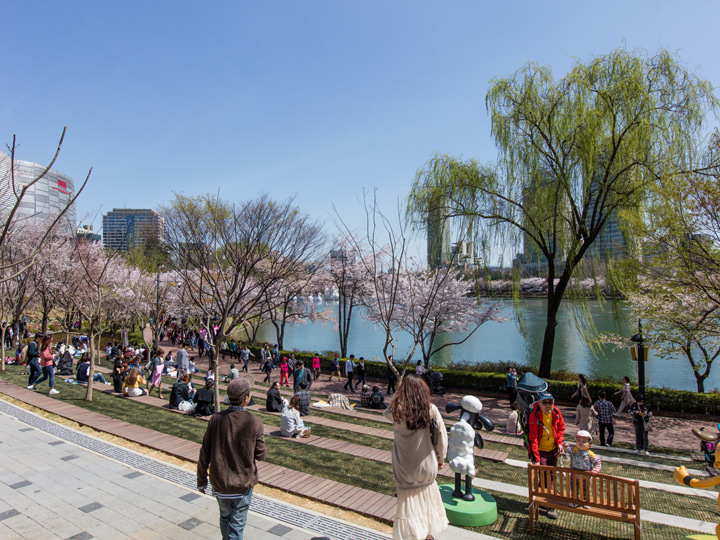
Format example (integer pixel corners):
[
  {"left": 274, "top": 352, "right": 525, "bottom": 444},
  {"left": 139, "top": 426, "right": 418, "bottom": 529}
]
[{"left": 0, "top": 378, "right": 397, "bottom": 523}]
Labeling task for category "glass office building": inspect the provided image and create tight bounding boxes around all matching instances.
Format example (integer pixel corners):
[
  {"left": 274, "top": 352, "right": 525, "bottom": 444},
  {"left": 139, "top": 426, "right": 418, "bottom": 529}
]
[
  {"left": 0, "top": 151, "right": 76, "bottom": 234},
  {"left": 102, "top": 208, "right": 165, "bottom": 251}
]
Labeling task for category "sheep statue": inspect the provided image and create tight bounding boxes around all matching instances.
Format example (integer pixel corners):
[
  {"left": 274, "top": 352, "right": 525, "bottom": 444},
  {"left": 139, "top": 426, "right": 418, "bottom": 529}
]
[{"left": 446, "top": 395, "right": 495, "bottom": 501}]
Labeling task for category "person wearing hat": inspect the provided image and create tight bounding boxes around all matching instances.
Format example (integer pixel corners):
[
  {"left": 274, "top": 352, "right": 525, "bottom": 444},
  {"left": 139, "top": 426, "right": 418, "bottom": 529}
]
[
  {"left": 197, "top": 377, "right": 266, "bottom": 539},
  {"left": 528, "top": 391, "right": 566, "bottom": 519},
  {"left": 26, "top": 333, "right": 44, "bottom": 390},
  {"left": 567, "top": 430, "right": 601, "bottom": 508}
]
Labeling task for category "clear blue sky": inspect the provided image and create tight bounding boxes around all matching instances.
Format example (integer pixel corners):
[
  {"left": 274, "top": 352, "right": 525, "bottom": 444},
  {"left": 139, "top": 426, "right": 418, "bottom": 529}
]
[{"left": 2, "top": 1, "right": 718, "bottom": 260}]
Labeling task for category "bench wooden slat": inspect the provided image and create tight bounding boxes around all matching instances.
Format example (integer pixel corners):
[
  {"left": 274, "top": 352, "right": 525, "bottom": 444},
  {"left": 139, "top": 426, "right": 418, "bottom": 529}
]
[{"left": 528, "top": 464, "right": 642, "bottom": 540}]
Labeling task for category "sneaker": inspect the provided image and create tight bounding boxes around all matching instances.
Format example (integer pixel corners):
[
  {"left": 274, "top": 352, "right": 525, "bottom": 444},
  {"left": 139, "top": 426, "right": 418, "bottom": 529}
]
[
  {"left": 582, "top": 505, "right": 591, "bottom": 509},
  {"left": 644, "top": 450, "right": 650, "bottom": 455},
  {"left": 49, "top": 389, "right": 59, "bottom": 395},
  {"left": 26, "top": 385, "right": 35, "bottom": 390},
  {"left": 546, "top": 509, "right": 558, "bottom": 520},
  {"left": 568, "top": 502, "right": 578, "bottom": 508}
]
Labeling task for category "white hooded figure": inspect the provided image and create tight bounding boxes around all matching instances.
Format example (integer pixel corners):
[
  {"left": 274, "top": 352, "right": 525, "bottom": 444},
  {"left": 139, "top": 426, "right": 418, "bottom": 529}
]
[{"left": 448, "top": 396, "right": 483, "bottom": 477}]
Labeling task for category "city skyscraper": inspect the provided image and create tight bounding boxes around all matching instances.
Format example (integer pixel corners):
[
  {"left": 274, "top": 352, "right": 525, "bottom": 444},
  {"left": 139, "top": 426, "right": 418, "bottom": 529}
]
[{"left": 102, "top": 208, "right": 165, "bottom": 251}]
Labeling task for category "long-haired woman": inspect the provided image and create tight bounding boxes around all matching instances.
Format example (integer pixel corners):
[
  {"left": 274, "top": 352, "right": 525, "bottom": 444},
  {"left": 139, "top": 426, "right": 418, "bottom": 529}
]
[
  {"left": 122, "top": 367, "right": 147, "bottom": 397},
  {"left": 34, "top": 334, "right": 59, "bottom": 395},
  {"left": 385, "top": 375, "right": 448, "bottom": 540}
]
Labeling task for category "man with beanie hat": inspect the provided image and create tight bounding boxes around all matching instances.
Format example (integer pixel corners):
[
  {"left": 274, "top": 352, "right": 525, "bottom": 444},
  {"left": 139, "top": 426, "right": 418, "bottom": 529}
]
[{"left": 197, "top": 377, "right": 266, "bottom": 539}]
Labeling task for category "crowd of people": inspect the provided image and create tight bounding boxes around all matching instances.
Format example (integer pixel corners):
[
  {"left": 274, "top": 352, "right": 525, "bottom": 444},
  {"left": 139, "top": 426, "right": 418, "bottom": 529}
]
[{"left": 16, "top": 324, "right": 660, "bottom": 539}]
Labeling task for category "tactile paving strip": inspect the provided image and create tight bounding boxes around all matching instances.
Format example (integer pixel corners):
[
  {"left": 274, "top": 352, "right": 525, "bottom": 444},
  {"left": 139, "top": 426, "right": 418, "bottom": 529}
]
[{"left": 0, "top": 399, "right": 388, "bottom": 540}]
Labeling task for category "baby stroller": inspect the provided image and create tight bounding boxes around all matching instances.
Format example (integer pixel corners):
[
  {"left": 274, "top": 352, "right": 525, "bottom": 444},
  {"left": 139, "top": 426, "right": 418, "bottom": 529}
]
[
  {"left": 514, "top": 372, "right": 549, "bottom": 459},
  {"left": 424, "top": 371, "right": 445, "bottom": 395}
]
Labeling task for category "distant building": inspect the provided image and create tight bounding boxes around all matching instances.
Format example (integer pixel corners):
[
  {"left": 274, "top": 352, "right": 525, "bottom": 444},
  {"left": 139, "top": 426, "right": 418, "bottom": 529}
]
[
  {"left": 76, "top": 224, "right": 101, "bottom": 243},
  {"left": 102, "top": 208, "right": 165, "bottom": 252},
  {"left": 451, "top": 241, "right": 482, "bottom": 270},
  {"left": 0, "top": 150, "right": 76, "bottom": 234}
]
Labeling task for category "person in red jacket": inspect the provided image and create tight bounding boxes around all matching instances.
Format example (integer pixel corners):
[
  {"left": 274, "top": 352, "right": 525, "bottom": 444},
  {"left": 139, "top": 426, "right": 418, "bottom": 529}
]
[{"left": 528, "top": 391, "right": 566, "bottom": 520}]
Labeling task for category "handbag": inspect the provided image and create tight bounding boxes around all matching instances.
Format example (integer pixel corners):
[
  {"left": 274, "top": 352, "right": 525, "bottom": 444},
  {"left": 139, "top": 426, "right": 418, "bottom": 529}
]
[
  {"left": 430, "top": 417, "right": 439, "bottom": 446},
  {"left": 643, "top": 417, "right": 652, "bottom": 432}
]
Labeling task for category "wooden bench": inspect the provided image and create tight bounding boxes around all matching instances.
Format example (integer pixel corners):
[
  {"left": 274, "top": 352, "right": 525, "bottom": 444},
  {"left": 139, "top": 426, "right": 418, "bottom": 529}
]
[{"left": 528, "top": 464, "right": 642, "bottom": 540}]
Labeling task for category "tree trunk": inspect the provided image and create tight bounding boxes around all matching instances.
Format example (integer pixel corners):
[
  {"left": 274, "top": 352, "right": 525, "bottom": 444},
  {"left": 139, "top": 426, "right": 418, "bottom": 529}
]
[{"left": 85, "top": 324, "right": 96, "bottom": 402}]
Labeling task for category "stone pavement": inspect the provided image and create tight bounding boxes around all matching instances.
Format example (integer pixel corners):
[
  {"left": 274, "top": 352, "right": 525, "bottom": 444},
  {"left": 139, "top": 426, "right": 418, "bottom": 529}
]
[{"left": 0, "top": 399, "right": 499, "bottom": 540}]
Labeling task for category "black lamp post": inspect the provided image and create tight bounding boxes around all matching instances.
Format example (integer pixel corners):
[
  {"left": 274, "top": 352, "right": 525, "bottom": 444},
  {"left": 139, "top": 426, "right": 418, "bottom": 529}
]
[{"left": 630, "top": 319, "right": 646, "bottom": 395}]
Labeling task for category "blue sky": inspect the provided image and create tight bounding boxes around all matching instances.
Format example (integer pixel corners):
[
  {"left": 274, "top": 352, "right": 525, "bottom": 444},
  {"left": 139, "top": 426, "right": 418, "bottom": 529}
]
[{"left": 2, "top": 1, "right": 718, "bottom": 261}]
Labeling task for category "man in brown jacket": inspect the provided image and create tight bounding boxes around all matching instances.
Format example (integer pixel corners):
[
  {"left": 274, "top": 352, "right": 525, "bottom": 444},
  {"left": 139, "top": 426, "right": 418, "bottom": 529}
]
[{"left": 197, "top": 377, "right": 266, "bottom": 539}]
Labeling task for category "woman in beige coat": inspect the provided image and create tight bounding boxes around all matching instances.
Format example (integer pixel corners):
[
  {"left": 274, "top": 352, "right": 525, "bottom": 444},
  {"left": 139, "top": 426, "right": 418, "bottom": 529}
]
[{"left": 385, "top": 375, "right": 448, "bottom": 540}]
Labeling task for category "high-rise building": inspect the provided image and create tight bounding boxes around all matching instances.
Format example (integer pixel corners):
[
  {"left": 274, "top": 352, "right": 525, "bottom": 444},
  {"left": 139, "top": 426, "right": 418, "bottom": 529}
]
[
  {"left": 102, "top": 208, "right": 165, "bottom": 251},
  {"left": 0, "top": 151, "right": 76, "bottom": 234}
]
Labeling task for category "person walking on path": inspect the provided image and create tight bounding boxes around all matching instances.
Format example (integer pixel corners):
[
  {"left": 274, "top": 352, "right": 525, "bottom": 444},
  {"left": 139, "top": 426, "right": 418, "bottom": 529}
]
[
  {"left": 575, "top": 396, "right": 598, "bottom": 436},
  {"left": 384, "top": 375, "right": 448, "bottom": 540},
  {"left": 26, "top": 332, "right": 43, "bottom": 390},
  {"left": 261, "top": 355, "right": 274, "bottom": 384},
  {"left": 311, "top": 353, "right": 321, "bottom": 382},
  {"left": 527, "top": 391, "right": 566, "bottom": 520},
  {"left": 197, "top": 378, "right": 266, "bottom": 540},
  {"left": 293, "top": 360, "right": 313, "bottom": 392},
  {"left": 387, "top": 357, "right": 397, "bottom": 396},
  {"left": 175, "top": 341, "right": 189, "bottom": 379},
  {"left": 239, "top": 345, "right": 254, "bottom": 373},
  {"left": 506, "top": 366, "right": 517, "bottom": 404},
  {"left": 343, "top": 354, "right": 356, "bottom": 393},
  {"left": 279, "top": 357, "right": 290, "bottom": 387},
  {"left": 571, "top": 374, "right": 591, "bottom": 405},
  {"left": 148, "top": 348, "right": 165, "bottom": 399},
  {"left": 629, "top": 394, "right": 652, "bottom": 454},
  {"left": 329, "top": 354, "right": 341, "bottom": 382},
  {"left": 33, "top": 334, "right": 59, "bottom": 395},
  {"left": 354, "top": 357, "right": 367, "bottom": 389},
  {"left": 614, "top": 376, "right": 636, "bottom": 416},
  {"left": 594, "top": 391, "right": 617, "bottom": 447}
]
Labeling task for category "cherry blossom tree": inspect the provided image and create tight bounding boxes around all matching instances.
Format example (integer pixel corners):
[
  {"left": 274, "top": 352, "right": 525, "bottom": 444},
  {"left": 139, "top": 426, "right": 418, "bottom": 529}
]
[
  {"left": 163, "top": 194, "right": 326, "bottom": 407},
  {"left": 321, "top": 238, "right": 370, "bottom": 358},
  {"left": 619, "top": 284, "right": 720, "bottom": 393},
  {"left": 398, "top": 268, "right": 504, "bottom": 367}
]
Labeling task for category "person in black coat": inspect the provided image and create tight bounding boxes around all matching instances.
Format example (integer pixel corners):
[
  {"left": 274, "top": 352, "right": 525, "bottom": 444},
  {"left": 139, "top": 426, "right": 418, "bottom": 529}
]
[
  {"left": 266, "top": 381, "right": 284, "bottom": 412},
  {"left": 169, "top": 374, "right": 192, "bottom": 409},
  {"left": 193, "top": 378, "right": 216, "bottom": 416}
]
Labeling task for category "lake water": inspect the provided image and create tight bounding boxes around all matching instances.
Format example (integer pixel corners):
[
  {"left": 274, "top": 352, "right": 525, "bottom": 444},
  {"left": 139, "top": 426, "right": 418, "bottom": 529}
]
[{"left": 249, "top": 299, "right": 717, "bottom": 393}]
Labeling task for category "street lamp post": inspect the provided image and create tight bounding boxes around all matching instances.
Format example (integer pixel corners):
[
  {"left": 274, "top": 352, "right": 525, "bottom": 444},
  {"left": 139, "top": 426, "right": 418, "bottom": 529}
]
[{"left": 630, "top": 319, "right": 646, "bottom": 395}]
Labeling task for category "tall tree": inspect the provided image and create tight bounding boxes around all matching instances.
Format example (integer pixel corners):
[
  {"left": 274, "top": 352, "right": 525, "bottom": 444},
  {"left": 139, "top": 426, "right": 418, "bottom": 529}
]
[
  {"left": 409, "top": 47, "right": 717, "bottom": 377},
  {"left": 163, "top": 194, "right": 325, "bottom": 407},
  {"left": 323, "top": 238, "right": 369, "bottom": 358}
]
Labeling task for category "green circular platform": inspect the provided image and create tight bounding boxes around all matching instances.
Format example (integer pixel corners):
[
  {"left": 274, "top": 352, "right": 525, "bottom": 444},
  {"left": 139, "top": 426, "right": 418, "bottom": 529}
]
[{"left": 439, "top": 484, "right": 498, "bottom": 527}]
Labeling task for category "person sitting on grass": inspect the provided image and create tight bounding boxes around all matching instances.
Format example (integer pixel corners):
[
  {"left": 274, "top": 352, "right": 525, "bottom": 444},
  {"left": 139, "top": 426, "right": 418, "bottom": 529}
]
[
  {"left": 359, "top": 384, "right": 372, "bottom": 408},
  {"left": 169, "top": 374, "right": 193, "bottom": 410},
  {"left": 122, "top": 367, "right": 147, "bottom": 397},
  {"left": 280, "top": 395, "right": 311, "bottom": 438},
  {"left": 75, "top": 353, "right": 108, "bottom": 384},
  {"left": 111, "top": 363, "right": 124, "bottom": 393},
  {"left": 369, "top": 386, "right": 386, "bottom": 409},
  {"left": 193, "top": 378, "right": 216, "bottom": 417},
  {"left": 266, "top": 381, "right": 285, "bottom": 412}
]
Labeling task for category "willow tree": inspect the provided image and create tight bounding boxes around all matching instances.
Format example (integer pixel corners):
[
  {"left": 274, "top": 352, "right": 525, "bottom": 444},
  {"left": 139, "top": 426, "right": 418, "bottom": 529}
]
[{"left": 408, "top": 48, "right": 717, "bottom": 378}]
